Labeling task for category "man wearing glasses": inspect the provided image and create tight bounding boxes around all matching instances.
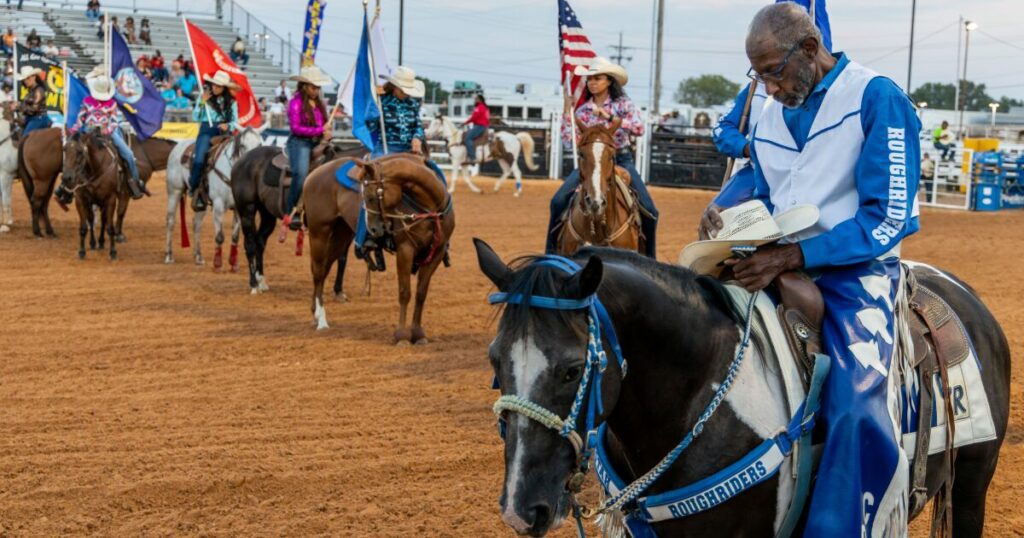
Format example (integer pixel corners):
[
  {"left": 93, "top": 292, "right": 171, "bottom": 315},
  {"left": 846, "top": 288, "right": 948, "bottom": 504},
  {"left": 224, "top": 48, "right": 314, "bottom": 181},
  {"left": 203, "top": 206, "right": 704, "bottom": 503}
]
[{"left": 697, "top": 3, "right": 921, "bottom": 536}]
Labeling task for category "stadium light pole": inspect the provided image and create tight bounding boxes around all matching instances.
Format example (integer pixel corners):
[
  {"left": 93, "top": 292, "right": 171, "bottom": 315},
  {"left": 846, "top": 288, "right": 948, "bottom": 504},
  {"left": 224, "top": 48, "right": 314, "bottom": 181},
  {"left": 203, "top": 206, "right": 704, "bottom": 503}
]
[
  {"left": 906, "top": 0, "right": 916, "bottom": 91},
  {"left": 958, "top": 20, "right": 977, "bottom": 138},
  {"left": 918, "top": 101, "right": 927, "bottom": 126}
]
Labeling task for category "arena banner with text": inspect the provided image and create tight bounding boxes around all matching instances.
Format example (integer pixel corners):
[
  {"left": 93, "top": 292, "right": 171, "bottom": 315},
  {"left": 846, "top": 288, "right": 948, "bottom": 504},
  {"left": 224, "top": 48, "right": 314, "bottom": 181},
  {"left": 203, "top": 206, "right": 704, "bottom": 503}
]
[
  {"left": 14, "top": 43, "right": 65, "bottom": 115},
  {"left": 301, "top": 0, "right": 327, "bottom": 67},
  {"left": 154, "top": 122, "right": 200, "bottom": 140},
  {"left": 183, "top": 18, "right": 263, "bottom": 128}
]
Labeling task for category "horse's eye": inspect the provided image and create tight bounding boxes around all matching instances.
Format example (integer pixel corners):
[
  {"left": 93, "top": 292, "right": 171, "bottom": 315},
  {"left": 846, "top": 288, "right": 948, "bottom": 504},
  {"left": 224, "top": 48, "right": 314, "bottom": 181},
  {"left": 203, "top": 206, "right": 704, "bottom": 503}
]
[{"left": 564, "top": 366, "right": 583, "bottom": 383}]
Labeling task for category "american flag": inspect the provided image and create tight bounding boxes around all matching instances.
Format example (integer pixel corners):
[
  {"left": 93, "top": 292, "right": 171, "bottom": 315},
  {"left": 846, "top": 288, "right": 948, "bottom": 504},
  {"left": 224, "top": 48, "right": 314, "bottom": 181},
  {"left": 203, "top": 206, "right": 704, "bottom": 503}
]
[{"left": 558, "top": 0, "right": 596, "bottom": 108}]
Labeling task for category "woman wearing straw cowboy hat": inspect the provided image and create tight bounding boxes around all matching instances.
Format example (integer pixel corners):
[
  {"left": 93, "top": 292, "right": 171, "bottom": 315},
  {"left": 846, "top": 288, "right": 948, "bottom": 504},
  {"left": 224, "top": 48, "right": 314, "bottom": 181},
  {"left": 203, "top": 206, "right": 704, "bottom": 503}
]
[
  {"left": 16, "top": 66, "right": 51, "bottom": 139},
  {"left": 187, "top": 69, "right": 240, "bottom": 211},
  {"left": 353, "top": 65, "right": 448, "bottom": 259},
  {"left": 281, "top": 64, "right": 332, "bottom": 234},
  {"left": 68, "top": 67, "right": 146, "bottom": 199},
  {"left": 546, "top": 56, "right": 659, "bottom": 258}
]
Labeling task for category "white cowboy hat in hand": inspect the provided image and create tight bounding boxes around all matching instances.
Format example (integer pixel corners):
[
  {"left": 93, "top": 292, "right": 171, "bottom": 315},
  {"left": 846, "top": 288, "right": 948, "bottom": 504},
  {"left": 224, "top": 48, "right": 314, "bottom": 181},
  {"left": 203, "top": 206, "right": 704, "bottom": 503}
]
[
  {"left": 203, "top": 70, "right": 240, "bottom": 90},
  {"left": 86, "top": 73, "right": 115, "bottom": 101},
  {"left": 574, "top": 56, "right": 629, "bottom": 87},
  {"left": 16, "top": 66, "right": 44, "bottom": 82},
  {"left": 379, "top": 65, "right": 425, "bottom": 98},
  {"left": 678, "top": 200, "right": 819, "bottom": 276},
  {"left": 289, "top": 65, "right": 332, "bottom": 88}
]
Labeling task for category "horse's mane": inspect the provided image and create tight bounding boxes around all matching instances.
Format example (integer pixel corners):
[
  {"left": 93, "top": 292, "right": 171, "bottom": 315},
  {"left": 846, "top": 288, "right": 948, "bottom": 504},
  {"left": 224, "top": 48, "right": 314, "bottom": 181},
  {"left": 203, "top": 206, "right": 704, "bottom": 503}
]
[{"left": 578, "top": 124, "right": 614, "bottom": 147}]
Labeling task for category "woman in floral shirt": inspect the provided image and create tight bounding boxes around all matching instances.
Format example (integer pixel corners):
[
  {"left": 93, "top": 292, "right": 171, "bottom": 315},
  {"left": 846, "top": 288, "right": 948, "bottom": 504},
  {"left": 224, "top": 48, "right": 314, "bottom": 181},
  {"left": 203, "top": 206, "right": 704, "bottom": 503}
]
[
  {"left": 69, "top": 68, "right": 145, "bottom": 199},
  {"left": 547, "top": 57, "right": 658, "bottom": 258}
]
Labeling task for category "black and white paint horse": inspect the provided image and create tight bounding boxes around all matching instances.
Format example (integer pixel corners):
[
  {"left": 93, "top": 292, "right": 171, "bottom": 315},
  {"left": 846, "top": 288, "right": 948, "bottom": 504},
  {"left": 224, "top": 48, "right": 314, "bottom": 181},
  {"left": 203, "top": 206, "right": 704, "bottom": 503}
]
[{"left": 474, "top": 239, "right": 1009, "bottom": 537}]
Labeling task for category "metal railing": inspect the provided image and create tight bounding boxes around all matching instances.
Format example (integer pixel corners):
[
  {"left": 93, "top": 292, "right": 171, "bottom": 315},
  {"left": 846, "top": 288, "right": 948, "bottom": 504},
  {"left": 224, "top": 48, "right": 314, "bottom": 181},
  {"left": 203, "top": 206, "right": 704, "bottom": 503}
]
[{"left": 21, "top": 0, "right": 217, "bottom": 18}]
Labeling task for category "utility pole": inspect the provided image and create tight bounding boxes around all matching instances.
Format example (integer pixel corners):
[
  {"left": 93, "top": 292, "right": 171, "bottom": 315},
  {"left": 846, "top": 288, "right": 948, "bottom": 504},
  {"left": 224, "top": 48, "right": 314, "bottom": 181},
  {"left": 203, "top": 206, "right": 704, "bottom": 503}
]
[
  {"left": 906, "top": 0, "right": 916, "bottom": 92},
  {"left": 653, "top": 0, "right": 664, "bottom": 115},
  {"left": 609, "top": 32, "right": 634, "bottom": 65},
  {"left": 398, "top": 0, "right": 404, "bottom": 64},
  {"left": 953, "top": 14, "right": 962, "bottom": 116}
]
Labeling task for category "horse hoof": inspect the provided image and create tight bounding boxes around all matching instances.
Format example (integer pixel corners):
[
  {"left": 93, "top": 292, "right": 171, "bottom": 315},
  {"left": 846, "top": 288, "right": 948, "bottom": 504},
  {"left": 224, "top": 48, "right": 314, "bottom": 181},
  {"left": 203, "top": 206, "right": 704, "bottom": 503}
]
[
  {"left": 164, "top": 255, "right": 174, "bottom": 264},
  {"left": 194, "top": 257, "right": 204, "bottom": 266},
  {"left": 116, "top": 234, "right": 127, "bottom": 243},
  {"left": 395, "top": 340, "right": 411, "bottom": 347},
  {"left": 78, "top": 250, "right": 86, "bottom": 260},
  {"left": 0, "top": 224, "right": 9, "bottom": 233},
  {"left": 334, "top": 292, "right": 348, "bottom": 303},
  {"left": 413, "top": 338, "right": 429, "bottom": 345},
  {"left": 230, "top": 264, "right": 239, "bottom": 273},
  {"left": 514, "top": 191, "right": 522, "bottom": 198},
  {"left": 110, "top": 252, "right": 117, "bottom": 261},
  {"left": 250, "top": 287, "right": 260, "bottom": 295}
]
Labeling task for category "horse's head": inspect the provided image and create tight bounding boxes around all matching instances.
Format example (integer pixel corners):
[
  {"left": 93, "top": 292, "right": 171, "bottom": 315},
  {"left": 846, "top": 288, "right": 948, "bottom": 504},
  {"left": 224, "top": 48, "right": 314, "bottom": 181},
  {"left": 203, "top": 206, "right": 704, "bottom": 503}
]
[
  {"left": 57, "top": 131, "right": 98, "bottom": 204},
  {"left": 236, "top": 127, "right": 264, "bottom": 153},
  {"left": 350, "top": 158, "right": 401, "bottom": 238},
  {"left": 425, "top": 116, "right": 443, "bottom": 139},
  {"left": 475, "top": 239, "right": 622, "bottom": 537},
  {"left": 577, "top": 124, "right": 618, "bottom": 216}
]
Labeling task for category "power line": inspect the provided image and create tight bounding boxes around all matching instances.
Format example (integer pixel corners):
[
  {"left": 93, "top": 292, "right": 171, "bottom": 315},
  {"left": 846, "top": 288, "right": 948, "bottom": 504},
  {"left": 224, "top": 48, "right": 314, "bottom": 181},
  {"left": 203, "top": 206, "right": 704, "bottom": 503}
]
[
  {"left": 608, "top": 32, "right": 637, "bottom": 65},
  {"left": 976, "top": 29, "right": 1024, "bottom": 52},
  {"left": 862, "top": 20, "right": 957, "bottom": 65}
]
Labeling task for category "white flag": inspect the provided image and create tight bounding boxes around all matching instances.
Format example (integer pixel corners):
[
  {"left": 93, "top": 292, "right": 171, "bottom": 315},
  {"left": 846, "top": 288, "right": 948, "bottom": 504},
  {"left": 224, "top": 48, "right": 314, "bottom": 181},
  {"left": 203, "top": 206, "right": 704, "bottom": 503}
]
[{"left": 338, "top": 15, "right": 392, "bottom": 114}]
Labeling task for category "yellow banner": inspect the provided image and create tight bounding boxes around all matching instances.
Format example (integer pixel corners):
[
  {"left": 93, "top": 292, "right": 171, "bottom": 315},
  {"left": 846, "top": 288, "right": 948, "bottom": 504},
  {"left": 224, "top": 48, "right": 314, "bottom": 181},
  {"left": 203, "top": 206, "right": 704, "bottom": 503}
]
[{"left": 155, "top": 122, "right": 199, "bottom": 140}]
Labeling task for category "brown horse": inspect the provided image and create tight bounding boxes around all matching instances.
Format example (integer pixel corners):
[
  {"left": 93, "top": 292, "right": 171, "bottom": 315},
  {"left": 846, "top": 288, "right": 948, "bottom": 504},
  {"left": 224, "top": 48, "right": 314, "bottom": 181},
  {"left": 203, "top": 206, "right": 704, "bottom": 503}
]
[
  {"left": 57, "top": 131, "right": 123, "bottom": 260},
  {"left": 110, "top": 134, "right": 177, "bottom": 242},
  {"left": 16, "top": 127, "right": 63, "bottom": 237},
  {"left": 557, "top": 124, "right": 642, "bottom": 255},
  {"left": 346, "top": 154, "right": 455, "bottom": 343}
]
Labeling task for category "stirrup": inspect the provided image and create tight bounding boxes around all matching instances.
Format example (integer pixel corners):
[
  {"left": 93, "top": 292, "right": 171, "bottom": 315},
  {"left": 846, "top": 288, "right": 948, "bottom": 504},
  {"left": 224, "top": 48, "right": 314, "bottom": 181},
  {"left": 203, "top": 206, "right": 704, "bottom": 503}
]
[{"left": 288, "top": 210, "right": 303, "bottom": 231}]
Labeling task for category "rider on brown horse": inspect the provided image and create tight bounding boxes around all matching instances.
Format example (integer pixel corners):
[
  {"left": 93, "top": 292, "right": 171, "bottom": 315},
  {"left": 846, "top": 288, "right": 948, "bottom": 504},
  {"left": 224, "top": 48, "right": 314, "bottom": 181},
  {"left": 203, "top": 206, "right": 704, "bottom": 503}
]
[
  {"left": 546, "top": 57, "right": 658, "bottom": 257},
  {"left": 282, "top": 64, "right": 333, "bottom": 235},
  {"left": 68, "top": 67, "right": 146, "bottom": 199},
  {"left": 188, "top": 70, "right": 240, "bottom": 211},
  {"left": 356, "top": 65, "right": 448, "bottom": 266},
  {"left": 15, "top": 66, "right": 52, "bottom": 139}
]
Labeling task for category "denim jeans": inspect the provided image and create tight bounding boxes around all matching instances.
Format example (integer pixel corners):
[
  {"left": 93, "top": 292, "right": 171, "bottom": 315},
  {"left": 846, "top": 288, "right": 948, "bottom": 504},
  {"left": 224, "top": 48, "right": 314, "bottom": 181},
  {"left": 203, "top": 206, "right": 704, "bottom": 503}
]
[
  {"left": 286, "top": 135, "right": 317, "bottom": 214},
  {"left": 546, "top": 151, "right": 659, "bottom": 257},
  {"left": 933, "top": 141, "right": 954, "bottom": 161},
  {"left": 110, "top": 128, "right": 139, "bottom": 182},
  {"left": 22, "top": 114, "right": 52, "bottom": 138},
  {"left": 188, "top": 123, "right": 221, "bottom": 192},
  {"left": 464, "top": 124, "right": 486, "bottom": 161}
]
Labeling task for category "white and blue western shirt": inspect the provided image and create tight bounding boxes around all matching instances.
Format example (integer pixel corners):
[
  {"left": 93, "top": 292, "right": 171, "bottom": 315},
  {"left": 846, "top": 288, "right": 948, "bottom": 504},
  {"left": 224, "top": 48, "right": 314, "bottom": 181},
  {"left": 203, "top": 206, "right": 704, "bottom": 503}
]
[{"left": 750, "top": 53, "right": 922, "bottom": 269}]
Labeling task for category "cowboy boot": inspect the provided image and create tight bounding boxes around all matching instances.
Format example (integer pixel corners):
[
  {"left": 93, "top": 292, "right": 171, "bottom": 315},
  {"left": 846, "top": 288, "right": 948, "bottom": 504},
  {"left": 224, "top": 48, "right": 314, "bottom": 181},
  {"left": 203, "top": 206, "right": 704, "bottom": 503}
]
[
  {"left": 288, "top": 207, "right": 303, "bottom": 231},
  {"left": 126, "top": 174, "right": 144, "bottom": 200}
]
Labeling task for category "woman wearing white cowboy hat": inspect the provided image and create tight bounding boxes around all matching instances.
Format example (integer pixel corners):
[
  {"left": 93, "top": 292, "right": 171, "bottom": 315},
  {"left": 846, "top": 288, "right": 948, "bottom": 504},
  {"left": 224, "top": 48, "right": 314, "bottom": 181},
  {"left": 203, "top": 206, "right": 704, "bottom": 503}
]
[
  {"left": 545, "top": 56, "right": 659, "bottom": 258},
  {"left": 68, "top": 67, "right": 146, "bottom": 199},
  {"left": 280, "top": 64, "right": 332, "bottom": 234},
  {"left": 16, "top": 65, "right": 51, "bottom": 138},
  {"left": 352, "top": 65, "right": 448, "bottom": 261},
  {"left": 187, "top": 69, "right": 240, "bottom": 211}
]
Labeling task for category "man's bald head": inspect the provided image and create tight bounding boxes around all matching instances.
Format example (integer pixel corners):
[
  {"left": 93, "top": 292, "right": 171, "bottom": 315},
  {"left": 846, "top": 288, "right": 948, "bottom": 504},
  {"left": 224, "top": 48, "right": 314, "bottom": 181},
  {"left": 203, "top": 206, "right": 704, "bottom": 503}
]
[{"left": 746, "top": 2, "right": 821, "bottom": 58}]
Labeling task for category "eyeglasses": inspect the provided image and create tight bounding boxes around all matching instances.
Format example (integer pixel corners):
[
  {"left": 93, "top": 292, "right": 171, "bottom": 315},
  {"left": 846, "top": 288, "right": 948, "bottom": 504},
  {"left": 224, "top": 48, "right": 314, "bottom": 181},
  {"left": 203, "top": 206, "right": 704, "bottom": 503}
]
[{"left": 746, "top": 43, "right": 800, "bottom": 84}]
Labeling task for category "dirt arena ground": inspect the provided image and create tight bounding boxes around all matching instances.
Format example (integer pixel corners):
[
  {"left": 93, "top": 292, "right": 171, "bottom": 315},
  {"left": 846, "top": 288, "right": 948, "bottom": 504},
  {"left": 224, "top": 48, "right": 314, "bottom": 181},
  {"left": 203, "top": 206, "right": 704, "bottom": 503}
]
[{"left": 0, "top": 173, "right": 1021, "bottom": 536}]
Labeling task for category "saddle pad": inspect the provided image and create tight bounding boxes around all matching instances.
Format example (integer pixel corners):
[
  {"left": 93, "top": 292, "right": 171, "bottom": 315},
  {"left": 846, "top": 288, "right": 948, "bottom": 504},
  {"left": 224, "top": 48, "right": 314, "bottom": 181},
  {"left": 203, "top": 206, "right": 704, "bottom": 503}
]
[
  {"left": 264, "top": 162, "right": 288, "bottom": 188},
  {"left": 335, "top": 160, "right": 361, "bottom": 192}
]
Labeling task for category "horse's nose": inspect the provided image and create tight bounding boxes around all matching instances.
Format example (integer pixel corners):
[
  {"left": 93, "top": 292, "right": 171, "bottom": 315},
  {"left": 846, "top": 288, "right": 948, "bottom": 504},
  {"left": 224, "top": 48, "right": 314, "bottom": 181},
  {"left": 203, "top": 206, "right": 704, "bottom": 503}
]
[{"left": 501, "top": 501, "right": 552, "bottom": 536}]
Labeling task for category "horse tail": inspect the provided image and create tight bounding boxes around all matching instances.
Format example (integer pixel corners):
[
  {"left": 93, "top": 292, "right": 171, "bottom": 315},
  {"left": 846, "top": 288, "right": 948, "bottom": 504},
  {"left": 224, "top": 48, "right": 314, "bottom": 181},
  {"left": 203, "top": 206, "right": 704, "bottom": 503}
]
[{"left": 516, "top": 132, "right": 539, "bottom": 171}]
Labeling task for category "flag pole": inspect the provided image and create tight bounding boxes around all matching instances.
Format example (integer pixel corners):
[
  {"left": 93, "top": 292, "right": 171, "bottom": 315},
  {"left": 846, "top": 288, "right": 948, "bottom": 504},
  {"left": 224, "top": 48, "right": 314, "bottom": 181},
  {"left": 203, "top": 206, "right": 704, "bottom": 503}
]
[
  {"left": 181, "top": 16, "right": 214, "bottom": 128},
  {"left": 720, "top": 80, "right": 757, "bottom": 186},
  {"left": 61, "top": 60, "right": 68, "bottom": 139},
  {"left": 563, "top": 70, "right": 579, "bottom": 170},
  {"left": 363, "top": 0, "right": 388, "bottom": 154}
]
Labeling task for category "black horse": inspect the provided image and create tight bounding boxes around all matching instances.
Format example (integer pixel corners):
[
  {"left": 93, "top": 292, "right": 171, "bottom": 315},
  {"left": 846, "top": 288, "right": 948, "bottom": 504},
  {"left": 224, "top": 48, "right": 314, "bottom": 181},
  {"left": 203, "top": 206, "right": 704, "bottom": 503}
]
[
  {"left": 474, "top": 239, "right": 1009, "bottom": 537},
  {"left": 231, "top": 143, "right": 364, "bottom": 295}
]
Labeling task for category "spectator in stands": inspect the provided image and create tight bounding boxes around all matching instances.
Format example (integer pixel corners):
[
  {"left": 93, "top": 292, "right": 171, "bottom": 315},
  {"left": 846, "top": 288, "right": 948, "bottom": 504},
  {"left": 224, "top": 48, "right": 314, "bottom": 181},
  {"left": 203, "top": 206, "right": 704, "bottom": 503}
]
[
  {"left": 150, "top": 50, "right": 167, "bottom": 82},
  {"left": 6, "top": 0, "right": 24, "bottom": 11},
  {"left": 268, "top": 94, "right": 285, "bottom": 115},
  {"left": 136, "top": 56, "right": 152, "bottom": 81},
  {"left": 2, "top": 58, "right": 12, "bottom": 87},
  {"left": 124, "top": 17, "right": 136, "bottom": 45},
  {"left": 0, "top": 82, "right": 13, "bottom": 104},
  {"left": 161, "top": 84, "right": 189, "bottom": 110},
  {"left": 230, "top": 37, "right": 249, "bottom": 68},
  {"left": 174, "top": 68, "right": 198, "bottom": 102},
  {"left": 111, "top": 16, "right": 119, "bottom": 35},
  {"left": 26, "top": 29, "right": 41, "bottom": 52},
  {"left": 920, "top": 152, "right": 935, "bottom": 196},
  {"left": 139, "top": 18, "right": 151, "bottom": 46},
  {"left": 932, "top": 120, "right": 955, "bottom": 162},
  {"left": 85, "top": 0, "right": 101, "bottom": 24},
  {"left": 43, "top": 39, "right": 59, "bottom": 59},
  {"left": 1, "top": 28, "right": 14, "bottom": 56},
  {"left": 273, "top": 79, "right": 290, "bottom": 101},
  {"left": 168, "top": 62, "right": 182, "bottom": 87}
]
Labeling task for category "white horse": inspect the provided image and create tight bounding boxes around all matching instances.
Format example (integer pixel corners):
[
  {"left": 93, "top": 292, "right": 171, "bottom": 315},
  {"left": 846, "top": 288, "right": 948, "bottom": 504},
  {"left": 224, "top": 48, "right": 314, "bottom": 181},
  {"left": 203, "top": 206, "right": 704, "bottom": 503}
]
[
  {"left": 0, "top": 115, "right": 17, "bottom": 234},
  {"left": 425, "top": 116, "right": 538, "bottom": 197},
  {"left": 164, "top": 127, "right": 264, "bottom": 268}
]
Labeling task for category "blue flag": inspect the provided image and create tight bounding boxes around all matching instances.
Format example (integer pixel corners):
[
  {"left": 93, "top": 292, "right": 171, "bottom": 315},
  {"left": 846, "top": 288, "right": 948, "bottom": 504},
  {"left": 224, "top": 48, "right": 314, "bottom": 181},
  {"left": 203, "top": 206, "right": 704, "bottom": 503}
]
[
  {"left": 780, "top": 0, "right": 832, "bottom": 52},
  {"left": 110, "top": 29, "right": 165, "bottom": 139},
  {"left": 351, "top": 12, "right": 380, "bottom": 152},
  {"left": 64, "top": 72, "right": 89, "bottom": 129}
]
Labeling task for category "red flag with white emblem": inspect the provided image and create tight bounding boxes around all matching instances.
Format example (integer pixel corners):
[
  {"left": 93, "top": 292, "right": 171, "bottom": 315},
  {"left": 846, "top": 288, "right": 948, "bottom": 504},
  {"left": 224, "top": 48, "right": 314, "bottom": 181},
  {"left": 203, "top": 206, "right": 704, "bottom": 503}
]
[{"left": 183, "top": 19, "right": 262, "bottom": 128}]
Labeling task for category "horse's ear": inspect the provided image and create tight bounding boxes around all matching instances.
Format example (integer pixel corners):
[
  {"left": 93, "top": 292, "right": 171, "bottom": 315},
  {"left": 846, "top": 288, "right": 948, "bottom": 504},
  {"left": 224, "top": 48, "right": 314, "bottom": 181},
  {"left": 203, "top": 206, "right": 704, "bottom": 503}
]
[
  {"left": 474, "top": 238, "right": 511, "bottom": 291},
  {"left": 347, "top": 159, "right": 367, "bottom": 182},
  {"left": 566, "top": 256, "right": 603, "bottom": 299}
]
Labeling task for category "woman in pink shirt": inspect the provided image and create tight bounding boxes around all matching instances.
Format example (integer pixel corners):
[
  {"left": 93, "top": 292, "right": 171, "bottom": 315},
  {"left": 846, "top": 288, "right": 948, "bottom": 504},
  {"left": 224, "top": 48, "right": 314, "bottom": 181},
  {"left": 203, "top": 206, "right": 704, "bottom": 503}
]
[
  {"left": 283, "top": 65, "right": 332, "bottom": 232},
  {"left": 461, "top": 94, "right": 489, "bottom": 164}
]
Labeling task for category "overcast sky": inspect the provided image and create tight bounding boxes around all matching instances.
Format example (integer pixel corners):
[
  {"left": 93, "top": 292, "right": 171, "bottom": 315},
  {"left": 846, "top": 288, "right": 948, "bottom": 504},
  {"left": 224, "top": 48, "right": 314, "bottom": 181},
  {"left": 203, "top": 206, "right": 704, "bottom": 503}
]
[{"left": 186, "top": 0, "right": 1023, "bottom": 107}]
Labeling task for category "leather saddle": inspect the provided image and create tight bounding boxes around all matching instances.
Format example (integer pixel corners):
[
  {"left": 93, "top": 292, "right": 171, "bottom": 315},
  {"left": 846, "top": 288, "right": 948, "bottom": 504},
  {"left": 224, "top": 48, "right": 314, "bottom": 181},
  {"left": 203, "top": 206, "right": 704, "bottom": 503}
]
[
  {"left": 263, "top": 140, "right": 335, "bottom": 188},
  {"left": 181, "top": 134, "right": 231, "bottom": 175}
]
